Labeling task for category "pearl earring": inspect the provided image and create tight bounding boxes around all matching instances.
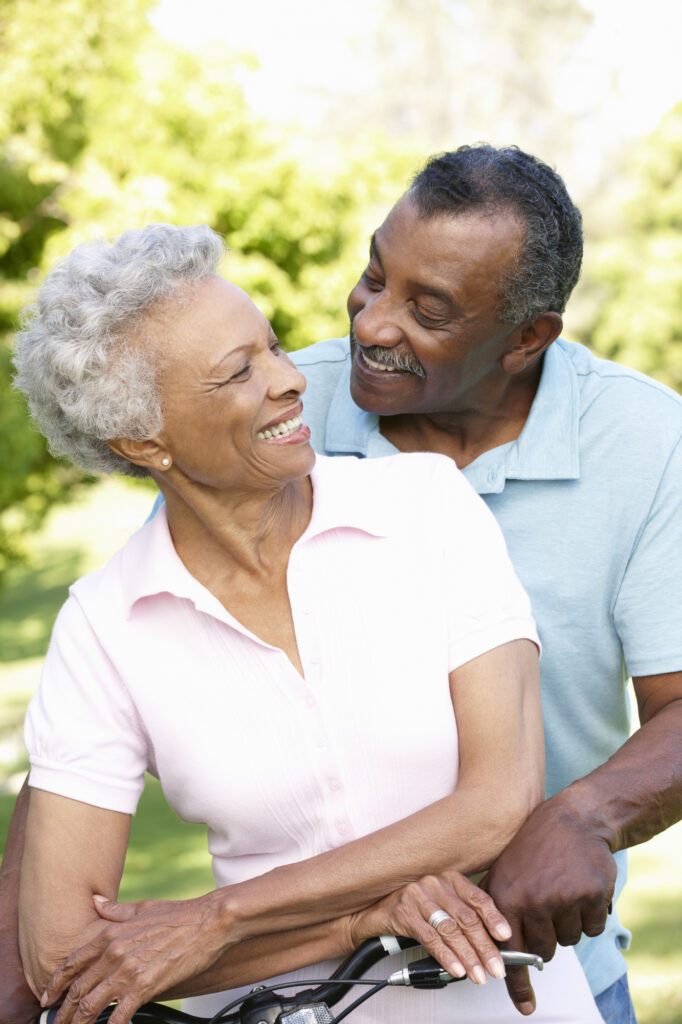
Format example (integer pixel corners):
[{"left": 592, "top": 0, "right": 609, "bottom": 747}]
[{"left": 161, "top": 457, "right": 171, "bottom": 468}]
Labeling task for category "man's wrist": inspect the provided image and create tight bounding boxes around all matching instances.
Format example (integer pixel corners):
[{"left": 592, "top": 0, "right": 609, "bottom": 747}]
[{"left": 539, "top": 782, "right": 618, "bottom": 851}]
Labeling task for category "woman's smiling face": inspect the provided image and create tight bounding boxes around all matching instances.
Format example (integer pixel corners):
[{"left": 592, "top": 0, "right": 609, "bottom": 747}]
[{"left": 150, "top": 275, "right": 314, "bottom": 493}]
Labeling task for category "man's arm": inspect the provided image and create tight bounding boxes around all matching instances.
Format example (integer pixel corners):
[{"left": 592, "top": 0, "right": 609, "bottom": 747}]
[
  {"left": 482, "top": 670, "right": 682, "bottom": 1016},
  {"left": 0, "top": 777, "right": 40, "bottom": 1024}
]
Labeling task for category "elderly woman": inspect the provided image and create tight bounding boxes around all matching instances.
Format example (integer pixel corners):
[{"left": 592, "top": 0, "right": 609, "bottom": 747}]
[{"left": 13, "top": 224, "right": 603, "bottom": 1024}]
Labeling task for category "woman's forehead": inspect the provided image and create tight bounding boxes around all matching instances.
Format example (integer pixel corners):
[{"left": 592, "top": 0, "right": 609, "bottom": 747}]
[{"left": 146, "top": 276, "right": 271, "bottom": 369}]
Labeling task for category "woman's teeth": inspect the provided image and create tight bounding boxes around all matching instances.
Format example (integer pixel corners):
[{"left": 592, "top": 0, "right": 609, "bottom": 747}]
[{"left": 257, "top": 415, "right": 303, "bottom": 440}]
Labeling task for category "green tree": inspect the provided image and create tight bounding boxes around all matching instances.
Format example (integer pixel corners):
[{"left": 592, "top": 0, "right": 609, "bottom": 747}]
[
  {"left": 0, "top": 0, "right": 414, "bottom": 581},
  {"left": 585, "top": 103, "right": 682, "bottom": 391}
]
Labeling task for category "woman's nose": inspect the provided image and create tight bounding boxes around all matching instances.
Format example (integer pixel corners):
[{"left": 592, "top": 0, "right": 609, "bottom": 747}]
[{"left": 270, "top": 351, "right": 307, "bottom": 398}]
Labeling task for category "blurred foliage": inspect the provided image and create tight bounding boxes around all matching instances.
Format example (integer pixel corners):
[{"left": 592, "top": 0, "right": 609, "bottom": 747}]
[
  {"left": 0, "top": 0, "right": 415, "bottom": 583},
  {"left": 585, "top": 102, "right": 682, "bottom": 391}
]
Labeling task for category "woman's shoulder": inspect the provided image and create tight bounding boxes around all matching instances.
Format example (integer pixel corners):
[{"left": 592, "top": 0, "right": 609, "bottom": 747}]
[
  {"left": 66, "top": 511, "right": 164, "bottom": 619},
  {"left": 317, "top": 451, "right": 475, "bottom": 497},
  {"left": 312, "top": 453, "right": 481, "bottom": 533}
]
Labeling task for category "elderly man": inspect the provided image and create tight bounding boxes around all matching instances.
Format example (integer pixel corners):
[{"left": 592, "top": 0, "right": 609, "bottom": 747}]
[
  {"left": 290, "top": 146, "right": 682, "bottom": 1023},
  {"left": 2, "top": 145, "right": 681, "bottom": 1024}
]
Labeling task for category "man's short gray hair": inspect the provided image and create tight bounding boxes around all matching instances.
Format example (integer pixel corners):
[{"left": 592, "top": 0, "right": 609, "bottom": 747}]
[{"left": 13, "top": 224, "right": 226, "bottom": 477}]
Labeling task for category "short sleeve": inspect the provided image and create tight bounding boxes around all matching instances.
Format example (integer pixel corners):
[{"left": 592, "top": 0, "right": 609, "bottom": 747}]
[
  {"left": 436, "top": 460, "right": 539, "bottom": 671},
  {"left": 25, "top": 595, "right": 148, "bottom": 813},
  {"left": 614, "top": 434, "right": 682, "bottom": 677}
]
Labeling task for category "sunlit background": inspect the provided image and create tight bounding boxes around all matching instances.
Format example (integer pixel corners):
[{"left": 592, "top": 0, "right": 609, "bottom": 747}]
[{"left": 1, "top": 1, "right": 681, "bottom": 1020}]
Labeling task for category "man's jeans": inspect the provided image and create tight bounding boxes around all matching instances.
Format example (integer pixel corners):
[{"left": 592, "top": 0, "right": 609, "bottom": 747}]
[{"left": 594, "top": 973, "right": 638, "bottom": 1024}]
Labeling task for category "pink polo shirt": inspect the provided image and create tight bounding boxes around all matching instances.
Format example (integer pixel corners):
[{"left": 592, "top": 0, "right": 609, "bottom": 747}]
[{"left": 24, "top": 454, "right": 602, "bottom": 1022}]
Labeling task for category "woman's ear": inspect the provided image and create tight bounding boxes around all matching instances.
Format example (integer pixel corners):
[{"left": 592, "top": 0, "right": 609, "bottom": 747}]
[
  {"left": 501, "top": 313, "right": 563, "bottom": 375},
  {"left": 106, "top": 438, "right": 172, "bottom": 473}
]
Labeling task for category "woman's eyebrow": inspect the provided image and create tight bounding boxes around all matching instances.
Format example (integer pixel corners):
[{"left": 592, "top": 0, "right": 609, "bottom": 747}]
[{"left": 208, "top": 343, "right": 253, "bottom": 375}]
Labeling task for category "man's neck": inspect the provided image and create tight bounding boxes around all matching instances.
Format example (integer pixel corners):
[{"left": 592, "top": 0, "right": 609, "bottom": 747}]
[{"left": 379, "top": 362, "right": 543, "bottom": 469}]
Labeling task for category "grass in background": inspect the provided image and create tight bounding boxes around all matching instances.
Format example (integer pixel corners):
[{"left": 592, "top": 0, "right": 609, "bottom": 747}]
[{"left": 1, "top": 478, "right": 680, "bottom": 1020}]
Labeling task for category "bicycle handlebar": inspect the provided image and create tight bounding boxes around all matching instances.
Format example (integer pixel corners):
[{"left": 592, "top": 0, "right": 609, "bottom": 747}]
[{"left": 39, "top": 937, "right": 543, "bottom": 1024}]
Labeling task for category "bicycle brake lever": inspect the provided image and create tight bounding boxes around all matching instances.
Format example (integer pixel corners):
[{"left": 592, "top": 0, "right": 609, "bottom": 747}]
[
  {"left": 500, "top": 951, "right": 544, "bottom": 970},
  {"left": 388, "top": 950, "right": 544, "bottom": 988}
]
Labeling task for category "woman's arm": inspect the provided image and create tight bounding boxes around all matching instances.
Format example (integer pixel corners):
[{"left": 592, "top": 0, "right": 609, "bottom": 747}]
[
  {"left": 19, "top": 791, "right": 131, "bottom": 997},
  {"left": 225, "top": 638, "right": 544, "bottom": 928},
  {"left": 37, "top": 639, "right": 543, "bottom": 1024}
]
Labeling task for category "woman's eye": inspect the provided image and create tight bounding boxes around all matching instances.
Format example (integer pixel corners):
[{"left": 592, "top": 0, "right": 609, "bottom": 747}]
[{"left": 230, "top": 364, "right": 251, "bottom": 381}]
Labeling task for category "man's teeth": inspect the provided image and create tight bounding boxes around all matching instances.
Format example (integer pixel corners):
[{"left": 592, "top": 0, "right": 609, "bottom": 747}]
[
  {"left": 257, "top": 415, "right": 303, "bottom": 440},
  {"left": 362, "top": 352, "right": 398, "bottom": 372}
]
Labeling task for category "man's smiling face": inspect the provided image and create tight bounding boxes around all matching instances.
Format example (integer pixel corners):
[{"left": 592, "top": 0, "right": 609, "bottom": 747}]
[{"left": 347, "top": 196, "right": 528, "bottom": 418}]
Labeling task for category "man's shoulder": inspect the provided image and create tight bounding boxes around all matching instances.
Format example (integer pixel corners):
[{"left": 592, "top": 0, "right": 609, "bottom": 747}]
[
  {"left": 291, "top": 338, "right": 353, "bottom": 450},
  {"left": 291, "top": 336, "right": 351, "bottom": 369},
  {"left": 559, "top": 338, "right": 682, "bottom": 418}
]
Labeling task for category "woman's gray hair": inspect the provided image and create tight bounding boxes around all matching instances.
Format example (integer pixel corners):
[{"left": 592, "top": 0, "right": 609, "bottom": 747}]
[{"left": 12, "top": 223, "right": 226, "bottom": 477}]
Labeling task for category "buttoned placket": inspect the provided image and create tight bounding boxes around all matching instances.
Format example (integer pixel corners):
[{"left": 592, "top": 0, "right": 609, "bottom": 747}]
[{"left": 287, "top": 538, "right": 355, "bottom": 845}]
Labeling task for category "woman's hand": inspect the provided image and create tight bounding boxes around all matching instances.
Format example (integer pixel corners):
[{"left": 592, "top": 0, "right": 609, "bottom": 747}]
[
  {"left": 42, "top": 893, "right": 231, "bottom": 1024},
  {"left": 347, "top": 868, "right": 511, "bottom": 986}
]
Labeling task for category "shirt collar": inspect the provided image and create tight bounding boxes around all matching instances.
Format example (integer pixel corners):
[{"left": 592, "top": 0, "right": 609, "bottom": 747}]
[
  {"left": 325, "top": 358, "right": 394, "bottom": 458},
  {"left": 120, "top": 506, "right": 239, "bottom": 620},
  {"left": 302, "top": 454, "right": 393, "bottom": 539},
  {"left": 465, "top": 339, "right": 581, "bottom": 494},
  {"left": 324, "top": 338, "right": 580, "bottom": 494},
  {"left": 120, "top": 455, "right": 389, "bottom": 616}
]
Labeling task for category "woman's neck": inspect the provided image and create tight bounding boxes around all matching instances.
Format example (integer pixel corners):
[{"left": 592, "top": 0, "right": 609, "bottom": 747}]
[{"left": 160, "top": 475, "right": 313, "bottom": 584}]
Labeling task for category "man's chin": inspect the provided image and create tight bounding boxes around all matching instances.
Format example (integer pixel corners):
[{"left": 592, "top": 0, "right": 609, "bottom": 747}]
[{"left": 350, "top": 369, "right": 415, "bottom": 416}]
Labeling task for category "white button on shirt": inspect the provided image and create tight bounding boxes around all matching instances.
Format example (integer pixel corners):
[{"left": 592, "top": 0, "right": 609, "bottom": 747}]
[{"left": 24, "top": 453, "right": 605, "bottom": 1024}]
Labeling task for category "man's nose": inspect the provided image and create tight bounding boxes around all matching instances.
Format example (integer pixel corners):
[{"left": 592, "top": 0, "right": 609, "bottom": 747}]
[{"left": 352, "top": 295, "right": 403, "bottom": 348}]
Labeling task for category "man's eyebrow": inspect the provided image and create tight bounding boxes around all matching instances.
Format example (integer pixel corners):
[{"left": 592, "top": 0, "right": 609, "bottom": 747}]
[
  {"left": 372, "top": 231, "right": 455, "bottom": 310},
  {"left": 410, "top": 281, "right": 456, "bottom": 309},
  {"left": 369, "top": 232, "right": 383, "bottom": 267}
]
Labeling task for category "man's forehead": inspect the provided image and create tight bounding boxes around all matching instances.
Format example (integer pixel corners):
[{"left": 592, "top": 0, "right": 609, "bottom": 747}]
[{"left": 373, "top": 199, "right": 524, "bottom": 292}]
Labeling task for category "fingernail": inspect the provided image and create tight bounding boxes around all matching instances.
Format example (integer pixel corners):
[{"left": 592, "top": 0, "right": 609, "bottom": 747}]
[
  {"left": 472, "top": 966, "right": 487, "bottom": 985},
  {"left": 495, "top": 922, "right": 512, "bottom": 940},
  {"left": 449, "top": 960, "right": 466, "bottom": 978},
  {"left": 519, "top": 1002, "right": 535, "bottom": 1015},
  {"left": 93, "top": 894, "right": 108, "bottom": 905},
  {"left": 489, "top": 956, "right": 506, "bottom": 979}
]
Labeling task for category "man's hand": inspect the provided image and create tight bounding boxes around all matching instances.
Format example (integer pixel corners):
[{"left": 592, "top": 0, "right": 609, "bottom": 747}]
[
  {"left": 0, "top": 924, "right": 40, "bottom": 1024},
  {"left": 480, "top": 797, "right": 617, "bottom": 1015},
  {"left": 0, "top": 778, "right": 41, "bottom": 1024}
]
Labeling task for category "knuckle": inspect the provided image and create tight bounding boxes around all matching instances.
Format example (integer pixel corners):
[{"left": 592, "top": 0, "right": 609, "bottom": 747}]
[
  {"left": 75, "top": 996, "right": 97, "bottom": 1019},
  {"left": 64, "top": 981, "right": 85, "bottom": 1003},
  {"left": 456, "top": 906, "right": 481, "bottom": 930},
  {"left": 107, "top": 939, "right": 130, "bottom": 963},
  {"left": 467, "top": 886, "right": 493, "bottom": 909},
  {"left": 403, "top": 881, "right": 423, "bottom": 901}
]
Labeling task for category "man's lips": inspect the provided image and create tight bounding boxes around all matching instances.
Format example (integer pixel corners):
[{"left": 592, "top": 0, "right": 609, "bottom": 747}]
[{"left": 354, "top": 345, "right": 425, "bottom": 380}]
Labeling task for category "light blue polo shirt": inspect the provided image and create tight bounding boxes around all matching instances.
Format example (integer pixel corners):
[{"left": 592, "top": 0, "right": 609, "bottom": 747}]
[{"left": 292, "top": 335, "right": 682, "bottom": 997}]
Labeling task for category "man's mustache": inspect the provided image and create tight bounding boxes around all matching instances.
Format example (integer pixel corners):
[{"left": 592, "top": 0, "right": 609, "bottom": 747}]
[{"left": 350, "top": 323, "right": 426, "bottom": 378}]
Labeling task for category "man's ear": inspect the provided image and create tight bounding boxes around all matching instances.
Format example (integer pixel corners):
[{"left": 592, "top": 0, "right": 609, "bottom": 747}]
[
  {"left": 106, "top": 437, "right": 172, "bottom": 473},
  {"left": 501, "top": 312, "right": 563, "bottom": 375}
]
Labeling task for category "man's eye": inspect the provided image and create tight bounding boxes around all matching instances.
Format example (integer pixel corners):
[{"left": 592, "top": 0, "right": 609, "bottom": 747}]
[
  {"left": 361, "top": 268, "right": 384, "bottom": 291},
  {"left": 415, "top": 309, "right": 447, "bottom": 328},
  {"left": 270, "top": 341, "right": 282, "bottom": 354}
]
